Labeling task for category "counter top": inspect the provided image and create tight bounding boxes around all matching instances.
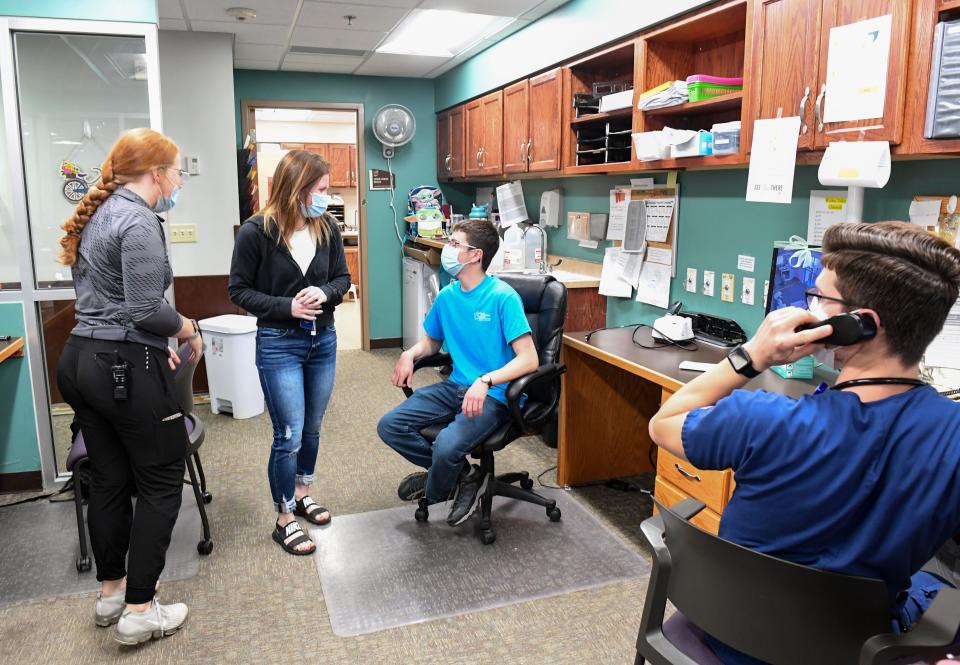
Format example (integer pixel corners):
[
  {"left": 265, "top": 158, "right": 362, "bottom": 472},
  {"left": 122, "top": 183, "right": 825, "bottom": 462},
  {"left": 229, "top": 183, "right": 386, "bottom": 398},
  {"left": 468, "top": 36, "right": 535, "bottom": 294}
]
[{"left": 0, "top": 337, "right": 25, "bottom": 364}]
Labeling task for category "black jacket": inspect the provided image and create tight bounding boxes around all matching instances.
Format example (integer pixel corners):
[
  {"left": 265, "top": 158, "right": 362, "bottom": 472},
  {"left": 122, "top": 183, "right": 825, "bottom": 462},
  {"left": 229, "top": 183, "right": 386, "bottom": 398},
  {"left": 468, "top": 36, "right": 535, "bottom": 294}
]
[{"left": 228, "top": 214, "right": 352, "bottom": 330}]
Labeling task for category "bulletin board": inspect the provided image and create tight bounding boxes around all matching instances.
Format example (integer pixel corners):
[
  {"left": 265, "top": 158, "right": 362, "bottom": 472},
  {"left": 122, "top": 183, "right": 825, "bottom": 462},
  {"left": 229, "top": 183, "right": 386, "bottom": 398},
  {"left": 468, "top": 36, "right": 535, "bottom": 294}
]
[
  {"left": 628, "top": 186, "right": 679, "bottom": 278},
  {"left": 914, "top": 195, "right": 959, "bottom": 249}
]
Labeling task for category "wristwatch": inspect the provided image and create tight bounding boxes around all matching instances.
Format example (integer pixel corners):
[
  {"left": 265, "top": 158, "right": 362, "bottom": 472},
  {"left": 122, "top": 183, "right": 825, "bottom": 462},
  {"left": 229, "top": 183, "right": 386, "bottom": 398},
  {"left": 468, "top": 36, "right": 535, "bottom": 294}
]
[
  {"left": 479, "top": 374, "right": 493, "bottom": 387},
  {"left": 727, "top": 345, "right": 761, "bottom": 378}
]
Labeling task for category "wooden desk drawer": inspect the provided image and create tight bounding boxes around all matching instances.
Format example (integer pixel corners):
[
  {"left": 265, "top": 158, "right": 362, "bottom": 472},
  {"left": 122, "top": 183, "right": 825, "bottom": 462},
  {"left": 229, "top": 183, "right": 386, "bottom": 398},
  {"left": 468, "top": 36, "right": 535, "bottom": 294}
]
[
  {"left": 654, "top": 477, "right": 721, "bottom": 535},
  {"left": 657, "top": 448, "right": 730, "bottom": 514}
]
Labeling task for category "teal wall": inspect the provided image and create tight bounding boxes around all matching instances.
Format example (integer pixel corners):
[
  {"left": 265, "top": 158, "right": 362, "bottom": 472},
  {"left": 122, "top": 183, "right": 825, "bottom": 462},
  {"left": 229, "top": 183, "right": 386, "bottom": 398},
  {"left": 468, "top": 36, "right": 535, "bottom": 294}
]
[
  {"left": 443, "top": 158, "right": 960, "bottom": 336},
  {"left": 433, "top": 0, "right": 710, "bottom": 110},
  {"left": 0, "top": 303, "right": 40, "bottom": 474},
  {"left": 233, "top": 70, "right": 436, "bottom": 341},
  {"left": 0, "top": 0, "right": 156, "bottom": 22}
]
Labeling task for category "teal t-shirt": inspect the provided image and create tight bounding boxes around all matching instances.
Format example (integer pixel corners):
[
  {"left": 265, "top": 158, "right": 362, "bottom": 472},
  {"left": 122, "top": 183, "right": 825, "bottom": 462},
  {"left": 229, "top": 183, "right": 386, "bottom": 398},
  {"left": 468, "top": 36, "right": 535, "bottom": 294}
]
[{"left": 422, "top": 275, "right": 532, "bottom": 404}]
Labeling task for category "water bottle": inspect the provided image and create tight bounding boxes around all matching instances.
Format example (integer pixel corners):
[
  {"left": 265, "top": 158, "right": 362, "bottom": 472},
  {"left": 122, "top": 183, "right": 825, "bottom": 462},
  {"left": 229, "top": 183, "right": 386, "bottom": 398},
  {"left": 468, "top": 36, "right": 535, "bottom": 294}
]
[
  {"left": 501, "top": 224, "right": 525, "bottom": 272},
  {"left": 523, "top": 224, "right": 545, "bottom": 272}
]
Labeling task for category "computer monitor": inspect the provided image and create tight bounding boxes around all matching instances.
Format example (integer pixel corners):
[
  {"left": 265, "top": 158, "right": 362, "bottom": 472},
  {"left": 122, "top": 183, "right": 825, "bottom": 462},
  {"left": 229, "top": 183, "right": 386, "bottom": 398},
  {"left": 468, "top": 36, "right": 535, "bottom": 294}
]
[{"left": 765, "top": 246, "right": 824, "bottom": 315}]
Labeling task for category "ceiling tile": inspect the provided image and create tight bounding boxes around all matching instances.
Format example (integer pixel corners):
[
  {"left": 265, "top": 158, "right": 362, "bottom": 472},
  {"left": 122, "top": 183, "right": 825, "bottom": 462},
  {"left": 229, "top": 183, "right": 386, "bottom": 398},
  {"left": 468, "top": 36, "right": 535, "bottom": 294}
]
[
  {"left": 281, "top": 60, "right": 359, "bottom": 73},
  {"left": 302, "top": 0, "right": 418, "bottom": 6},
  {"left": 353, "top": 52, "right": 449, "bottom": 77},
  {"left": 291, "top": 26, "right": 386, "bottom": 50},
  {"left": 181, "top": 0, "right": 299, "bottom": 25},
  {"left": 190, "top": 20, "right": 292, "bottom": 45},
  {"left": 159, "top": 18, "right": 188, "bottom": 31},
  {"left": 158, "top": 0, "right": 183, "bottom": 19},
  {"left": 521, "top": 0, "right": 570, "bottom": 20},
  {"left": 235, "top": 43, "right": 287, "bottom": 61},
  {"left": 298, "top": 2, "right": 408, "bottom": 32},
  {"left": 234, "top": 59, "right": 281, "bottom": 71},
  {"left": 283, "top": 53, "right": 367, "bottom": 67},
  {"left": 416, "top": 0, "right": 541, "bottom": 16}
]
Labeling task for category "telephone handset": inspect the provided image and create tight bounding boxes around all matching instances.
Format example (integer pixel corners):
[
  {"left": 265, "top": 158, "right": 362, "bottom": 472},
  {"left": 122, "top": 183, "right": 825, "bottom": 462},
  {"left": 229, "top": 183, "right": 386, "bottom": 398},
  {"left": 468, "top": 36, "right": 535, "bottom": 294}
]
[{"left": 795, "top": 312, "right": 877, "bottom": 346}]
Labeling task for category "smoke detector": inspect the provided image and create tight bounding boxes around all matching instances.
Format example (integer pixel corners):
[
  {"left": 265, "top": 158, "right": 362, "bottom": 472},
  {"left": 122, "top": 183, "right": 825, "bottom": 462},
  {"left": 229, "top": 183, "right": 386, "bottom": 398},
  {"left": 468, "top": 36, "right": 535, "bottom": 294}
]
[{"left": 225, "top": 7, "right": 257, "bottom": 21}]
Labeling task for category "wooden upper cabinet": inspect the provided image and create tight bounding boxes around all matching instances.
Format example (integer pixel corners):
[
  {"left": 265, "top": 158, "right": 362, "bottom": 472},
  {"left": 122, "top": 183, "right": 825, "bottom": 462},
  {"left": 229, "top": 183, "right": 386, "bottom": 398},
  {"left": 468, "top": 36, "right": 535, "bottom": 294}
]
[
  {"left": 528, "top": 68, "right": 563, "bottom": 171},
  {"left": 349, "top": 145, "right": 358, "bottom": 186},
  {"left": 747, "top": 0, "right": 823, "bottom": 151},
  {"left": 326, "top": 143, "right": 353, "bottom": 187},
  {"left": 464, "top": 98, "right": 484, "bottom": 176},
  {"left": 814, "top": 0, "right": 912, "bottom": 146},
  {"left": 449, "top": 105, "right": 465, "bottom": 177},
  {"left": 479, "top": 90, "right": 503, "bottom": 175},
  {"left": 503, "top": 80, "right": 530, "bottom": 173},
  {"left": 437, "top": 109, "right": 452, "bottom": 178}
]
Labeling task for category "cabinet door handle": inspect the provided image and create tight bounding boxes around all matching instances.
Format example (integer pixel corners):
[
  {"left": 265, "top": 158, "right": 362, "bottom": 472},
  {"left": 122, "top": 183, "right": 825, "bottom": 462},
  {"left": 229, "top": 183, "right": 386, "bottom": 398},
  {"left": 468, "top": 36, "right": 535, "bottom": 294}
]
[
  {"left": 526, "top": 139, "right": 533, "bottom": 163},
  {"left": 444, "top": 154, "right": 452, "bottom": 172},
  {"left": 476, "top": 148, "right": 482, "bottom": 168},
  {"left": 674, "top": 463, "right": 702, "bottom": 482},
  {"left": 814, "top": 83, "right": 826, "bottom": 132},
  {"left": 798, "top": 85, "right": 810, "bottom": 134},
  {"left": 519, "top": 141, "right": 526, "bottom": 162},
  {"left": 480, "top": 147, "right": 485, "bottom": 169}
]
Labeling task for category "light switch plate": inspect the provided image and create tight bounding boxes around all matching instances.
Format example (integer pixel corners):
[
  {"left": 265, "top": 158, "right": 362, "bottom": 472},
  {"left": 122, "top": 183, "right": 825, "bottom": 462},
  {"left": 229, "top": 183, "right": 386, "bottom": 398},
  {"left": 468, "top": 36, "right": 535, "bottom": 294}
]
[
  {"left": 170, "top": 223, "right": 197, "bottom": 243},
  {"left": 702, "top": 270, "right": 715, "bottom": 297},
  {"left": 742, "top": 277, "right": 755, "bottom": 306},
  {"left": 721, "top": 273, "right": 735, "bottom": 303},
  {"left": 685, "top": 267, "right": 697, "bottom": 293}
]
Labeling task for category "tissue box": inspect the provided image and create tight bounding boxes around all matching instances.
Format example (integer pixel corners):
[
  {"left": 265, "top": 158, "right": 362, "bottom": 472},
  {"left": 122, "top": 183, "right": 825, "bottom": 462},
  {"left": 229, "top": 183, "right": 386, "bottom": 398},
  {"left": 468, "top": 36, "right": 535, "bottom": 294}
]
[
  {"left": 669, "top": 130, "right": 713, "bottom": 158},
  {"left": 771, "top": 355, "right": 815, "bottom": 379},
  {"left": 599, "top": 89, "right": 634, "bottom": 113},
  {"left": 632, "top": 131, "right": 670, "bottom": 161}
]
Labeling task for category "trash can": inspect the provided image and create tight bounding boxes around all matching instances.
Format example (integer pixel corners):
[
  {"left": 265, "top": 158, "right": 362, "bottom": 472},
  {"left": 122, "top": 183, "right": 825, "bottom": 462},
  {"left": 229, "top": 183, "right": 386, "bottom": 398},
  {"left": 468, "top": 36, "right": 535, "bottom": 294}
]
[{"left": 198, "top": 314, "right": 264, "bottom": 419}]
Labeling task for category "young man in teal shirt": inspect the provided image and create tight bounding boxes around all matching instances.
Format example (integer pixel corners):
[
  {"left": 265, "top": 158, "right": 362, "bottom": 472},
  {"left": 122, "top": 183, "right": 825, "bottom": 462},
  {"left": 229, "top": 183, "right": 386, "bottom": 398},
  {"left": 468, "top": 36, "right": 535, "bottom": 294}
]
[{"left": 377, "top": 219, "right": 538, "bottom": 526}]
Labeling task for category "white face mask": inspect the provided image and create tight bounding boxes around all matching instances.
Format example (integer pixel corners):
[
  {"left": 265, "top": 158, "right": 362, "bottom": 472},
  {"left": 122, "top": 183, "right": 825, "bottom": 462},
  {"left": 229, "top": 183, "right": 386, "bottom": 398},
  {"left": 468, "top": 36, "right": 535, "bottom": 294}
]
[{"left": 808, "top": 296, "right": 830, "bottom": 321}]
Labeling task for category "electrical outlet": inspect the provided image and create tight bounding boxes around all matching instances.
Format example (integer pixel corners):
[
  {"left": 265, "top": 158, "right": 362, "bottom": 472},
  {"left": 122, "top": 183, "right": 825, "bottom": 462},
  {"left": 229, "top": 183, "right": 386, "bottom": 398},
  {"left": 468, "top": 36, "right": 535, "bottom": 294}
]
[
  {"left": 702, "top": 270, "right": 715, "bottom": 297},
  {"left": 685, "top": 267, "right": 697, "bottom": 293},
  {"left": 170, "top": 224, "right": 197, "bottom": 243},
  {"left": 763, "top": 279, "right": 770, "bottom": 309},
  {"left": 721, "top": 273, "right": 735, "bottom": 303},
  {"left": 742, "top": 277, "right": 755, "bottom": 306}
]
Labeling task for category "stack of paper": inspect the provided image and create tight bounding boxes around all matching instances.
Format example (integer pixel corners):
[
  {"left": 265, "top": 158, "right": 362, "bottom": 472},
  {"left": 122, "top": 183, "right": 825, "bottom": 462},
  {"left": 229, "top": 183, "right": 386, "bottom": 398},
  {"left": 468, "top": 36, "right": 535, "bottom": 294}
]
[{"left": 637, "top": 81, "right": 688, "bottom": 111}]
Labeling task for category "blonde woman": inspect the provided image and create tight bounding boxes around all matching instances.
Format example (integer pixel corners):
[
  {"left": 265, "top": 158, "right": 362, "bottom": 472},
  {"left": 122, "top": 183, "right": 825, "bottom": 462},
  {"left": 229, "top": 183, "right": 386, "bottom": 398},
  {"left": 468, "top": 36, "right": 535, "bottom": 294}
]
[
  {"left": 56, "top": 128, "right": 200, "bottom": 644},
  {"left": 229, "top": 149, "right": 351, "bottom": 555}
]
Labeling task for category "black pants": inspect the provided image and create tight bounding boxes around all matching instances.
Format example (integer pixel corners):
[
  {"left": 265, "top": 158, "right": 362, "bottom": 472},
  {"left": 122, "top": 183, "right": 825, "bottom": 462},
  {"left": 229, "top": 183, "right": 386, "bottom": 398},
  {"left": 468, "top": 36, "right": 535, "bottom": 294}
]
[{"left": 58, "top": 336, "right": 187, "bottom": 604}]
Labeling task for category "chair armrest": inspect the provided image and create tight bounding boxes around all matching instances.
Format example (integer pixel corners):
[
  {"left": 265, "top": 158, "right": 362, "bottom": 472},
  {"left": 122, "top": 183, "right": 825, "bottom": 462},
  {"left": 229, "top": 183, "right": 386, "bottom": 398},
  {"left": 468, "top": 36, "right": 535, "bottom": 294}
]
[
  {"left": 667, "top": 497, "right": 708, "bottom": 522},
  {"left": 401, "top": 353, "right": 453, "bottom": 397},
  {"left": 860, "top": 587, "right": 960, "bottom": 664},
  {"left": 504, "top": 362, "right": 567, "bottom": 432}
]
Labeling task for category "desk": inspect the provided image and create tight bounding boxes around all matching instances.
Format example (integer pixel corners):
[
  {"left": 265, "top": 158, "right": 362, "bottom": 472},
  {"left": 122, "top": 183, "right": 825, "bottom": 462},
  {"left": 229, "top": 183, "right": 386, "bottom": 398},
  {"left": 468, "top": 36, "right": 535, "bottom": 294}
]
[
  {"left": 0, "top": 337, "right": 24, "bottom": 364},
  {"left": 558, "top": 326, "right": 832, "bottom": 532}
]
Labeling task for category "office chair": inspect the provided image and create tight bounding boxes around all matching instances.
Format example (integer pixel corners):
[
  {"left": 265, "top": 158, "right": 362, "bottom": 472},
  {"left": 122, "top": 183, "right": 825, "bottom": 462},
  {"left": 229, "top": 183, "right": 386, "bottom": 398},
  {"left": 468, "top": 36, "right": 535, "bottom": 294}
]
[
  {"left": 66, "top": 343, "right": 214, "bottom": 573},
  {"left": 634, "top": 498, "right": 960, "bottom": 665},
  {"left": 400, "top": 273, "right": 567, "bottom": 545}
]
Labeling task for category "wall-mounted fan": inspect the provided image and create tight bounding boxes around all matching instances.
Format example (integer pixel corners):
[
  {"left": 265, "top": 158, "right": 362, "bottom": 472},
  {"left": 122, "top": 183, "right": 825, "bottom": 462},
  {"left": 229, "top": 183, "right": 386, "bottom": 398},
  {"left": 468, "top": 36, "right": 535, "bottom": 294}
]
[{"left": 372, "top": 104, "right": 416, "bottom": 158}]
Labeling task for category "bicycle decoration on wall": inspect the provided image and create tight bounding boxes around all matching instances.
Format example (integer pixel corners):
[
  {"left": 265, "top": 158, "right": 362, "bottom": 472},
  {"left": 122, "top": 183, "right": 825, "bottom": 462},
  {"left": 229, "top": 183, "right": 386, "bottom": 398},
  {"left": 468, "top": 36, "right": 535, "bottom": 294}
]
[{"left": 58, "top": 120, "right": 105, "bottom": 203}]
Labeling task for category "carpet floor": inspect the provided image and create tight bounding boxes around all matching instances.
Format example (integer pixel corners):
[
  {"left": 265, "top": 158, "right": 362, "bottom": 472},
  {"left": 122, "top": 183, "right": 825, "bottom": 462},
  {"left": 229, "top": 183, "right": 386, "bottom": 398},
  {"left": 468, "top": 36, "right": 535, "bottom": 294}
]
[{"left": 0, "top": 348, "right": 656, "bottom": 665}]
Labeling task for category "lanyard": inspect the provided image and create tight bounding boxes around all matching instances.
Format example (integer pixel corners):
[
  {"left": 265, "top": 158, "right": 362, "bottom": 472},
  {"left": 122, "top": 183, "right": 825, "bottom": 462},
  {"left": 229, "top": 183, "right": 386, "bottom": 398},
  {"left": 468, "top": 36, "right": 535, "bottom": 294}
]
[{"left": 830, "top": 377, "right": 926, "bottom": 391}]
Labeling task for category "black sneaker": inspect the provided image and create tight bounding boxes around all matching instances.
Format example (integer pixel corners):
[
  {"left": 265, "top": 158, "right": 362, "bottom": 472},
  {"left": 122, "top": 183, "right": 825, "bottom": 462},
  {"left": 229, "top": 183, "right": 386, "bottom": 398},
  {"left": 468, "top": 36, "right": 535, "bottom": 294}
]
[
  {"left": 397, "top": 472, "right": 428, "bottom": 501},
  {"left": 446, "top": 466, "right": 489, "bottom": 526}
]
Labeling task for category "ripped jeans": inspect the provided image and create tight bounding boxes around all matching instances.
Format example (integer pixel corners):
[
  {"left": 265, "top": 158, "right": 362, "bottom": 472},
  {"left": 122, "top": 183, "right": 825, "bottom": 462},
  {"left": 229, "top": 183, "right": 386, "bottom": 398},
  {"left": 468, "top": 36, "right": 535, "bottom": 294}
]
[{"left": 256, "top": 324, "right": 337, "bottom": 513}]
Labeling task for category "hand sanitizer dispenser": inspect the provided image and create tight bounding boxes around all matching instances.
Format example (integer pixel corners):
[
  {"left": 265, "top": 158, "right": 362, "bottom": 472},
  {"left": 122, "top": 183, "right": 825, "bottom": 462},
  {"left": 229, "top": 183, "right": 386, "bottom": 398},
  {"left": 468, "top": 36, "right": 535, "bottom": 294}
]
[{"left": 539, "top": 188, "right": 563, "bottom": 228}]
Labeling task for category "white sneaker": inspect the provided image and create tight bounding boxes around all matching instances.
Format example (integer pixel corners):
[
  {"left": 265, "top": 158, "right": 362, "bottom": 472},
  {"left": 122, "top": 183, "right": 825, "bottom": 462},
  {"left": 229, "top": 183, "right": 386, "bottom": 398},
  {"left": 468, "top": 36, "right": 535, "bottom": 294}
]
[
  {"left": 94, "top": 590, "right": 125, "bottom": 627},
  {"left": 115, "top": 597, "right": 188, "bottom": 645}
]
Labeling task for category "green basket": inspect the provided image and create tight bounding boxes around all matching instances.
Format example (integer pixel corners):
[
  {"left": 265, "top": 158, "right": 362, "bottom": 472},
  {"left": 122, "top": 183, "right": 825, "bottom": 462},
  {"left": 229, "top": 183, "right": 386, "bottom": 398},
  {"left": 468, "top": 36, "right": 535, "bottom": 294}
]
[{"left": 688, "top": 81, "right": 743, "bottom": 103}]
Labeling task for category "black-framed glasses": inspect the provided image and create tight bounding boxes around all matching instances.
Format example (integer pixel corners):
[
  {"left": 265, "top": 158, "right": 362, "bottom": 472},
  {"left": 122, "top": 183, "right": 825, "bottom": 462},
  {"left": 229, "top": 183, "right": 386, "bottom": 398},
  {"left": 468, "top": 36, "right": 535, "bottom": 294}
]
[
  {"left": 448, "top": 238, "right": 478, "bottom": 251},
  {"left": 804, "top": 289, "right": 852, "bottom": 309}
]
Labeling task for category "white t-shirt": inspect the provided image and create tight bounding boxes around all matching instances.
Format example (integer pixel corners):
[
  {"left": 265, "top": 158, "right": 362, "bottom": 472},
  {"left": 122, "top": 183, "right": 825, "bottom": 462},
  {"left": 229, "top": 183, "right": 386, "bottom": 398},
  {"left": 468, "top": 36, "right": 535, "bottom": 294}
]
[{"left": 289, "top": 226, "right": 316, "bottom": 275}]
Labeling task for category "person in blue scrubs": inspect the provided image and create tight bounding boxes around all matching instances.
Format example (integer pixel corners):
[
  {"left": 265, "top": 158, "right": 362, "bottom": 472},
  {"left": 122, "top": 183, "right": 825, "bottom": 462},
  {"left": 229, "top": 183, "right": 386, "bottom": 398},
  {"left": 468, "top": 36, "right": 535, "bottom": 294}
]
[
  {"left": 377, "top": 219, "right": 538, "bottom": 527},
  {"left": 648, "top": 222, "right": 960, "bottom": 665}
]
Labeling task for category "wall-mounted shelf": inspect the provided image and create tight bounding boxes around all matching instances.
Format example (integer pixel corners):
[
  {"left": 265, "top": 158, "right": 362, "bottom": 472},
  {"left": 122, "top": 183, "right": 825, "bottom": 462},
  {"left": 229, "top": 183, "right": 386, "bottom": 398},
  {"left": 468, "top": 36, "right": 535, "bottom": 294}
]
[
  {"left": 643, "top": 91, "right": 743, "bottom": 118},
  {"left": 571, "top": 107, "right": 634, "bottom": 126}
]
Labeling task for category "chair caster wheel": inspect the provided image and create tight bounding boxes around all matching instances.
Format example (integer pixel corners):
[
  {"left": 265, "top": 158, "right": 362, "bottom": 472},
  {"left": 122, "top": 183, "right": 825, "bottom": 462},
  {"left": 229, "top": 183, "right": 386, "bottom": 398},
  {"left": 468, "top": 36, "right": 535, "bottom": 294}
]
[
  {"left": 480, "top": 530, "right": 496, "bottom": 545},
  {"left": 76, "top": 556, "right": 92, "bottom": 573},
  {"left": 202, "top": 492, "right": 213, "bottom": 504},
  {"left": 197, "top": 539, "right": 213, "bottom": 555},
  {"left": 547, "top": 507, "right": 562, "bottom": 522},
  {"left": 415, "top": 507, "right": 429, "bottom": 522},
  {"left": 520, "top": 477, "right": 534, "bottom": 490}
]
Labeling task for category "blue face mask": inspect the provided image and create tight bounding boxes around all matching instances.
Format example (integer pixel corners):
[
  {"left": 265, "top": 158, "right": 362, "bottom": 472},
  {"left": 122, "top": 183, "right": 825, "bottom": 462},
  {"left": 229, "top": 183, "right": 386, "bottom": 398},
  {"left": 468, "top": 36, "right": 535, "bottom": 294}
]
[
  {"left": 300, "top": 192, "right": 331, "bottom": 218},
  {"left": 441, "top": 243, "right": 465, "bottom": 277},
  {"left": 152, "top": 186, "right": 179, "bottom": 213}
]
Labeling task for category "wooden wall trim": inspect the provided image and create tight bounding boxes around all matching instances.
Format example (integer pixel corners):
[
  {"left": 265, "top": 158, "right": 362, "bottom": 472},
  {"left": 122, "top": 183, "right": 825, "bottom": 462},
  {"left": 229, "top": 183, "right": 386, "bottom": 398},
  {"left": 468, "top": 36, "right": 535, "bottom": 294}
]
[
  {"left": 0, "top": 470, "right": 43, "bottom": 493},
  {"left": 370, "top": 337, "right": 403, "bottom": 349}
]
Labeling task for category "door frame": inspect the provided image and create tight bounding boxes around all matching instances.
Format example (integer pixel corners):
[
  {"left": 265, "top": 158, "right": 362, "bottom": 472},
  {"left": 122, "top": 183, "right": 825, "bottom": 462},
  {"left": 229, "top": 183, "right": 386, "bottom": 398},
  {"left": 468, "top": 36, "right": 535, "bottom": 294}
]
[
  {"left": 240, "top": 99, "right": 370, "bottom": 351},
  {"left": 0, "top": 17, "right": 164, "bottom": 488}
]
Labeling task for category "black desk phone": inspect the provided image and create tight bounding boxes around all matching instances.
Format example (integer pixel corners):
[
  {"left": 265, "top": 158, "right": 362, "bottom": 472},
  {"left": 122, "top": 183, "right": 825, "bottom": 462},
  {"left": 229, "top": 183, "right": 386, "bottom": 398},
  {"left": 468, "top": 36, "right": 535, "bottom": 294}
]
[{"left": 669, "top": 301, "right": 748, "bottom": 347}]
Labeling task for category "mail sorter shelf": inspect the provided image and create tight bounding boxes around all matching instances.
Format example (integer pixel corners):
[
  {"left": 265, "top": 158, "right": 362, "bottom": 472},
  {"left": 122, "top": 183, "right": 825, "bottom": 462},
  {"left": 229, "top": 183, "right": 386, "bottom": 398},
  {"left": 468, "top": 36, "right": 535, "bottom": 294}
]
[{"left": 575, "top": 117, "right": 633, "bottom": 166}]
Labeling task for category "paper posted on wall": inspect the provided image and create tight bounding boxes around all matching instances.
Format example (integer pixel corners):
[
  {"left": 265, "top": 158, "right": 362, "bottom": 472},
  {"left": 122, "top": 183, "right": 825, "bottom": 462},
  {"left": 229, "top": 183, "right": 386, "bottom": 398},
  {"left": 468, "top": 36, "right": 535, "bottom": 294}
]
[
  {"left": 823, "top": 14, "right": 893, "bottom": 124},
  {"left": 807, "top": 190, "right": 848, "bottom": 245},
  {"left": 599, "top": 247, "right": 633, "bottom": 298},
  {"left": 636, "top": 261, "right": 671, "bottom": 309},
  {"left": 496, "top": 181, "right": 528, "bottom": 227},
  {"left": 746, "top": 116, "right": 802, "bottom": 204},
  {"left": 623, "top": 200, "right": 647, "bottom": 252},
  {"left": 646, "top": 246, "right": 672, "bottom": 266},
  {"left": 644, "top": 198, "right": 675, "bottom": 243},
  {"left": 617, "top": 243, "right": 646, "bottom": 287},
  {"left": 607, "top": 187, "right": 631, "bottom": 240}
]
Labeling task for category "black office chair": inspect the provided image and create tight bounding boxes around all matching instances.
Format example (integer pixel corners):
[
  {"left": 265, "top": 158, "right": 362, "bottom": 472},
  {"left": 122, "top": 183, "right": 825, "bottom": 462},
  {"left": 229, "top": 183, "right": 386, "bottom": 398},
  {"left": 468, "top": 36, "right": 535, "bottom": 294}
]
[
  {"left": 634, "top": 498, "right": 960, "bottom": 665},
  {"left": 400, "top": 273, "right": 567, "bottom": 545},
  {"left": 66, "top": 343, "right": 213, "bottom": 572}
]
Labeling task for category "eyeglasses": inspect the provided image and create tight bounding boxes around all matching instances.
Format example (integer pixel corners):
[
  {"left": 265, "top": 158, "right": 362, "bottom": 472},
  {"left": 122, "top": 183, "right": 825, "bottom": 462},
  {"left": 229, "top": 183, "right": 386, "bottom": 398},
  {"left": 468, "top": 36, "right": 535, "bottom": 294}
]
[
  {"left": 165, "top": 167, "right": 190, "bottom": 180},
  {"left": 804, "top": 289, "right": 852, "bottom": 310},
  {"left": 448, "top": 238, "right": 478, "bottom": 251}
]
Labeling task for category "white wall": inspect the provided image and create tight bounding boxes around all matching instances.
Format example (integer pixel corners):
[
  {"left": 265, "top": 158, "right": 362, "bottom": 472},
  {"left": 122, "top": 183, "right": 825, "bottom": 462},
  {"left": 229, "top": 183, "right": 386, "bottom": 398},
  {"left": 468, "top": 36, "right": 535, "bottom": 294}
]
[
  {"left": 256, "top": 119, "right": 356, "bottom": 144},
  {"left": 159, "top": 30, "right": 239, "bottom": 277}
]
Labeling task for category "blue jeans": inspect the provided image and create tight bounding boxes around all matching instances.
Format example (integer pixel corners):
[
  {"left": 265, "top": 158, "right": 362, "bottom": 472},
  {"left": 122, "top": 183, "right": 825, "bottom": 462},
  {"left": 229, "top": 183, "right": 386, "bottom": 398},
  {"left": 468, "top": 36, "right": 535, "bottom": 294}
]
[
  {"left": 256, "top": 325, "right": 337, "bottom": 513},
  {"left": 377, "top": 379, "right": 510, "bottom": 502}
]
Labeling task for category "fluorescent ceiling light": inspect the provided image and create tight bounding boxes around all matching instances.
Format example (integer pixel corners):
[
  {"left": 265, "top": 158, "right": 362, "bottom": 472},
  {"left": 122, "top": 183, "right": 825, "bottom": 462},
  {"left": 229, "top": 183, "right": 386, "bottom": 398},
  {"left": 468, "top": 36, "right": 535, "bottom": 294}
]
[{"left": 376, "top": 9, "right": 514, "bottom": 58}]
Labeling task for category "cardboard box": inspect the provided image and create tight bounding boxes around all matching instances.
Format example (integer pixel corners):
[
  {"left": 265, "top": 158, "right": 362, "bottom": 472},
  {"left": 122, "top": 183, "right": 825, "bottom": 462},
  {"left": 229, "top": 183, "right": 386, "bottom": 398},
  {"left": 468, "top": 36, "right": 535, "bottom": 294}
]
[{"left": 403, "top": 242, "right": 441, "bottom": 266}]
